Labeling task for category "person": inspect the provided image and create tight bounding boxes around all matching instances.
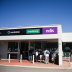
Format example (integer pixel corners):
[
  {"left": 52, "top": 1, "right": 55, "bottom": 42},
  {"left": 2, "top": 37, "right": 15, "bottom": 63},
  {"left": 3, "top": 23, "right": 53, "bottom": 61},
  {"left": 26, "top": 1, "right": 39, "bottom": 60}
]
[
  {"left": 19, "top": 49, "right": 24, "bottom": 61},
  {"left": 70, "top": 49, "right": 72, "bottom": 62},
  {"left": 44, "top": 48, "right": 50, "bottom": 64},
  {"left": 39, "top": 49, "right": 43, "bottom": 62},
  {"left": 35, "top": 49, "right": 39, "bottom": 62},
  {"left": 54, "top": 53, "right": 59, "bottom": 65},
  {"left": 29, "top": 49, "right": 33, "bottom": 61},
  {"left": 22, "top": 51, "right": 25, "bottom": 59},
  {"left": 49, "top": 53, "right": 52, "bottom": 63}
]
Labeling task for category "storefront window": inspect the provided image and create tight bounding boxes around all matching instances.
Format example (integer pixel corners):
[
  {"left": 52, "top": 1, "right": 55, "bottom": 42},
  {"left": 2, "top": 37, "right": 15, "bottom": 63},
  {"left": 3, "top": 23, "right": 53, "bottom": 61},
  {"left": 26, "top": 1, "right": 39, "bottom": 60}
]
[
  {"left": 8, "top": 42, "right": 18, "bottom": 52},
  {"left": 42, "top": 41, "right": 58, "bottom": 52},
  {"left": 7, "top": 42, "right": 18, "bottom": 59},
  {"left": 30, "top": 41, "right": 41, "bottom": 51},
  {"left": 62, "top": 42, "right": 71, "bottom": 57},
  {"left": 35, "top": 42, "right": 41, "bottom": 50},
  {"left": 30, "top": 42, "right": 35, "bottom": 51},
  {"left": 30, "top": 41, "right": 58, "bottom": 54},
  {"left": 20, "top": 42, "right": 28, "bottom": 51}
]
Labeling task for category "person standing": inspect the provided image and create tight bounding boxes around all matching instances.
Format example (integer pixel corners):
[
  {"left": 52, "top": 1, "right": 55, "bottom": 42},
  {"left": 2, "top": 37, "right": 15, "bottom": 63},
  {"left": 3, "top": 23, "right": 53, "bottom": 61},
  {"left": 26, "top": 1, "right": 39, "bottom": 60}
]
[
  {"left": 70, "top": 49, "right": 72, "bottom": 62},
  {"left": 44, "top": 48, "right": 50, "bottom": 64},
  {"left": 35, "top": 49, "right": 39, "bottom": 62},
  {"left": 39, "top": 49, "right": 43, "bottom": 62},
  {"left": 29, "top": 49, "right": 33, "bottom": 61},
  {"left": 54, "top": 53, "right": 59, "bottom": 65}
]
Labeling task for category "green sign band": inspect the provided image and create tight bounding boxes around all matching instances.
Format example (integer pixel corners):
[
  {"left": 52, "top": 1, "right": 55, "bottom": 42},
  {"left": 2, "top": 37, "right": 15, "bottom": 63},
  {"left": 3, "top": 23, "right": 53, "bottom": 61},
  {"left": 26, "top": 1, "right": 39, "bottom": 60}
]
[{"left": 26, "top": 29, "right": 40, "bottom": 34}]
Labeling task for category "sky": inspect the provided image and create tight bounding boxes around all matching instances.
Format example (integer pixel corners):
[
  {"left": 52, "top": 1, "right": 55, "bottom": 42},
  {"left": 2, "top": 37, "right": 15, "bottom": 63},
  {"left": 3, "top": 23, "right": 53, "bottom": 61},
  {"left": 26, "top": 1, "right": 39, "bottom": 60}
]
[{"left": 0, "top": 0, "right": 72, "bottom": 32}]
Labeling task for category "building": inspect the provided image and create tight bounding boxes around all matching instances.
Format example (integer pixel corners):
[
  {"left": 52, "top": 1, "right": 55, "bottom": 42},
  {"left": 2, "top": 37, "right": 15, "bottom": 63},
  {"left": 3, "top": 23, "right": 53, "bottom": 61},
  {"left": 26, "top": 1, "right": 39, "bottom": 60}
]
[{"left": 0, "top": 24, "right": 72, "bottom": 66}]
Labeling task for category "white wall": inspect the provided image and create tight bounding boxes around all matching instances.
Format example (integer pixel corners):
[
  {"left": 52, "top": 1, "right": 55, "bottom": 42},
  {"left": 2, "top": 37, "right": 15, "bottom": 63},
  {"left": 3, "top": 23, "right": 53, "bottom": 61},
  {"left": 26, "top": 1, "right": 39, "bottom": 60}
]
[
  {"left": 0, "top": 34, "right": 58, "bottom": 41},
  {"left": 62, "top": 33, "right": 72, "bottom": 42}
]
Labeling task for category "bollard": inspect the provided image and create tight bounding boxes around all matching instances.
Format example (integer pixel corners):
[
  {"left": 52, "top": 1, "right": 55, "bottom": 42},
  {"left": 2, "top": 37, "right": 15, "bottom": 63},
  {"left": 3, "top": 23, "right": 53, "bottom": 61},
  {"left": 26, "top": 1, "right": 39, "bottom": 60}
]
[
  {"left": 33, "top": 55, "right": 34, "bottom": 64},
  {"left": 20, "top": 54, "right": 22, "bottom": 63},
  {"left": 9, "top": 54, "right": 10, "bottom": 63}
]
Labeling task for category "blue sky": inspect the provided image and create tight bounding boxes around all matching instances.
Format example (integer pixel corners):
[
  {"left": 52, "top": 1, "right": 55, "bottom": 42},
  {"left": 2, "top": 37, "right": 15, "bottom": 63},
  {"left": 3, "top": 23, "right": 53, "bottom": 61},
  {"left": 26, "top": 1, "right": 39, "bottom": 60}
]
[{"left": 0, "top": 0, "right": 72, "bottom": 32}]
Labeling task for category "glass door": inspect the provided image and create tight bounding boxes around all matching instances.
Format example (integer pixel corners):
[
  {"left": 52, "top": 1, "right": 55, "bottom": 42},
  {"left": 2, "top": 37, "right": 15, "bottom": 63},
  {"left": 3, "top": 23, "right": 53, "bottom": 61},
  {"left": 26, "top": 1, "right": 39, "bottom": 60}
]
[{"left": 20, "top": 42, "right": 29, "bottom": 59}]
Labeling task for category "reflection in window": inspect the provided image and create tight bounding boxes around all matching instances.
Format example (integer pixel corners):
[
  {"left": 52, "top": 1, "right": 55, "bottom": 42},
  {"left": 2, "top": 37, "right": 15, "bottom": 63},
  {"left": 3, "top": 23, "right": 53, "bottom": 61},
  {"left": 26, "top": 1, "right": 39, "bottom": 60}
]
[
  {"left": 30, "top": 42, "right": 35, "bottom": 51},
  {"left": 62, "top": 42, "right": 71, "bottom": 57},
  {"left": 8, "top": 42, "right": 18, "bottom": 52},
  {"left": 35, "top": 42, "right": 41, "bottom": 50}
]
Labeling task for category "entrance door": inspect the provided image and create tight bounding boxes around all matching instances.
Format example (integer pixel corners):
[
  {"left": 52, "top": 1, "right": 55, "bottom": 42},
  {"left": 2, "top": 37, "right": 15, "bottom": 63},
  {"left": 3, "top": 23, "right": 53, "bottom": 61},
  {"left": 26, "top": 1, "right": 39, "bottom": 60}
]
[{"left": 20, "top": 42, "right": 29, "bottom": 59}]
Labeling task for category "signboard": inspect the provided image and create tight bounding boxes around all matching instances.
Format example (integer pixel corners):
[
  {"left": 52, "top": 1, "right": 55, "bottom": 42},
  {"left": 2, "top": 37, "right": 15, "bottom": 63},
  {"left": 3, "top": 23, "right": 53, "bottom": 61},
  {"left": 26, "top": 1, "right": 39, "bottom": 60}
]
[
  {"left": 26, "top": 29, "right": 40, "bottom": 34},
  {"left": 42, "top": 27, "right": 57, "bottom": 34},
  {"left": 0, "top": 27, "right": 57, "bottom": 36},
  {"left": 7, "top": 30, "right": 20, "bottom": 34},
  {"left": 0, "top": 29, "right": 26, "bottom": 36}
]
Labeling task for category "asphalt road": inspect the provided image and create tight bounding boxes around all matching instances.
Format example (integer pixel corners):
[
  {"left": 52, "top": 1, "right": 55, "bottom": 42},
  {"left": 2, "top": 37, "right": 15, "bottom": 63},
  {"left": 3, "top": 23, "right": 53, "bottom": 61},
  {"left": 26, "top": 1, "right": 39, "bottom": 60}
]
[{"left": 0, "top": 66, "right": 72, "bottom": 72}]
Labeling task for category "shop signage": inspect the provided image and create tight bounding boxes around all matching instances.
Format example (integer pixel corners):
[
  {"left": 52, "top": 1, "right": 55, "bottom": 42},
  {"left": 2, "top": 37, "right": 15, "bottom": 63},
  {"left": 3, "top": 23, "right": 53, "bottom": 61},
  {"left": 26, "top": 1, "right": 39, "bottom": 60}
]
[
  {"left": 7, "top": 31, "right": 20, "bottom": 34},
  {"left": 0, "top": 27, "right": 57, "bottom": 36},
  {"left": 26, "top": 29, "right": 40, "bottom": 34},
  {"left": 0, "top": 29, "right": 24, "bottom": 36},
  {"left": 42, "top": 27, "right": 57, "bottom": 34}
]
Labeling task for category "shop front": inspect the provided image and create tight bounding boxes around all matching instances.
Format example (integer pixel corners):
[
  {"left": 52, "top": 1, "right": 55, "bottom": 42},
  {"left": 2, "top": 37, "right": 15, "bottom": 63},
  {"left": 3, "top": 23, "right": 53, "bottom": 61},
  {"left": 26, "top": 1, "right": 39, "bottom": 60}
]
[
  {"left": 7, "top": 40, "right": 58, "bottom": 60},
  {"left": 0, "top": 25, "right": 62, "bottom": 65}
]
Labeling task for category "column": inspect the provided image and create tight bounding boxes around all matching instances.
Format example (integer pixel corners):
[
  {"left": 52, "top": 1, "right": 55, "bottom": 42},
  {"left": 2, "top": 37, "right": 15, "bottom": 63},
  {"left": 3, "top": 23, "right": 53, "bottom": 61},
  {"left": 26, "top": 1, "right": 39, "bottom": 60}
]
[{"left": 58, "top": 38, "right": 62, "bottom": 66}]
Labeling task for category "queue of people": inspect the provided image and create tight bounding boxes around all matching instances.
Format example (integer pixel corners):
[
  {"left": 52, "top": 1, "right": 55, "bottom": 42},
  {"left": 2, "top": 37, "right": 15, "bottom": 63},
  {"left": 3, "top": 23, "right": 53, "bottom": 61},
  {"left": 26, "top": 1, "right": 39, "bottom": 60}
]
[
  {"left": 28, "top": 48, "right": 59, "bottom": 65},
  {"left": 20, "top": 48, "right": 72, "bottom": 65}
]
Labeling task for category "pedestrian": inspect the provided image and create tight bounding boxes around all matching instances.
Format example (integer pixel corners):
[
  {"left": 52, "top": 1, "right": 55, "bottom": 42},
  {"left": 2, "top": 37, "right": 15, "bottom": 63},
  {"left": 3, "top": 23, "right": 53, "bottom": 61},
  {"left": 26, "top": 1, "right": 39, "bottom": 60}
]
[
  {"left": 29, "top": 49, "right": 33, "bottom": 61},
  {"left": 22, "top": 50, "right": 24, "bottom": 59},
  {"left": 54, "top": 53, "right": 59, "bottom": 65},
  {"left": 49, "top": 53, "right": 52, "bottom": 63},
  {"left": 70, "top": 49, "right": 72, "bottom": 62},
  {"left": 44, "top": 48, "right": 50, "bottom": 64},
  {"left": 39, "top": 49, "right": 43, "bottom": 62},
  {"left": 35, "top": 49, "right": 39, "bottom": 62}
]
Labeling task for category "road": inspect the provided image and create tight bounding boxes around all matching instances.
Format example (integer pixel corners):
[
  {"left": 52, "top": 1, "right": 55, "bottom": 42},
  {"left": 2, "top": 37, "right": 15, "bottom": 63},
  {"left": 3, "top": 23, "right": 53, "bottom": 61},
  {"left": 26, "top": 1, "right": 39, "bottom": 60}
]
[{"left": 0, "top": 66, "right": 72, "bottom": 72}]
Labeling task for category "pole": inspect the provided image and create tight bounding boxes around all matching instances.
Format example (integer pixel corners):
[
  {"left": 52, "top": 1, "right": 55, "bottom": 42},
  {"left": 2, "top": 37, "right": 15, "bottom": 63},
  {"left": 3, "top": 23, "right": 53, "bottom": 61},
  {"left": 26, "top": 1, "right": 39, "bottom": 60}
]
[
  {"left": 9, "top": 54, "right": 10, "bottom": 63},
  {"left": 20, "top": 54, "right": 22, "bottom": 63},
  {"left": 33, "top": 55, "right": 34, "bottom": 64}
]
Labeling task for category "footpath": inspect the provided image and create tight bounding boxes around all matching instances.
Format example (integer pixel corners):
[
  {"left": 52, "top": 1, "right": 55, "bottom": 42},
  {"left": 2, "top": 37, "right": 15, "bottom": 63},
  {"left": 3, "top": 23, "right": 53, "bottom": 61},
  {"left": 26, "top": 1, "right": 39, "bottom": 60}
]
[{"left": 0, "top": 58, "right": 72, "bottom": 69}]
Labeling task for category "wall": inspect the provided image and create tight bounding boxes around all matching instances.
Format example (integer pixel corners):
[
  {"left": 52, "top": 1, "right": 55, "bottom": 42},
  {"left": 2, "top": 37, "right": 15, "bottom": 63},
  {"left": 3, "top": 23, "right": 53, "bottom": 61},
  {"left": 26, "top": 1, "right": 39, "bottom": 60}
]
[
  {"left": 62, "top": 32, "right": 72, "bottom": 42},
  {"left": 0, "top": 41, "right": 8, "bottom": 59}
]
